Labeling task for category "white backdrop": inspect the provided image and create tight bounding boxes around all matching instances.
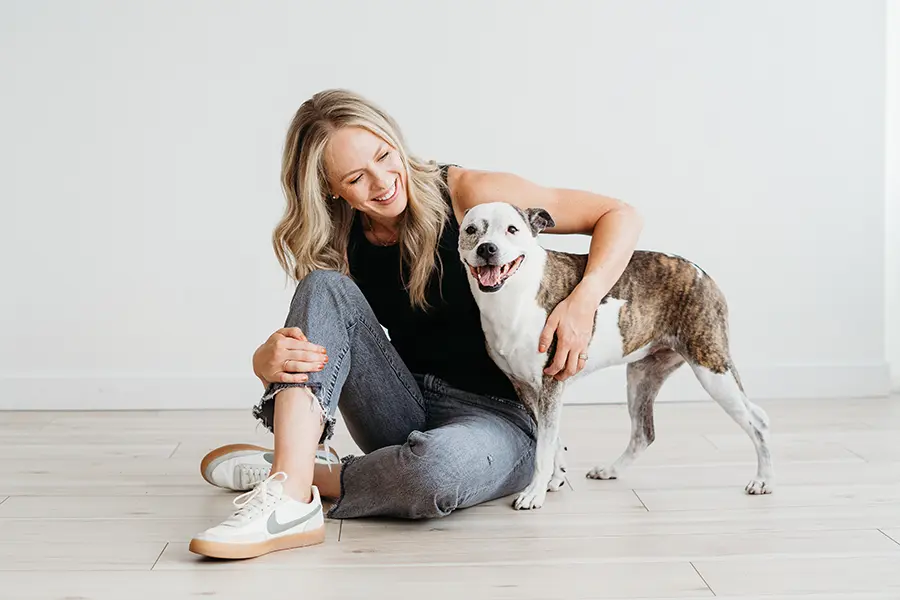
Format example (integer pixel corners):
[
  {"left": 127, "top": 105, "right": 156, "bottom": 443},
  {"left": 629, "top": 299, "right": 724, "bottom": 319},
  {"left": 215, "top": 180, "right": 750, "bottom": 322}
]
[
  {"left": 887, "top": 0, "right": 900, "bottom": 392},
  {"left": 0, "top": 0, "right": 891, "bottom": 409}
]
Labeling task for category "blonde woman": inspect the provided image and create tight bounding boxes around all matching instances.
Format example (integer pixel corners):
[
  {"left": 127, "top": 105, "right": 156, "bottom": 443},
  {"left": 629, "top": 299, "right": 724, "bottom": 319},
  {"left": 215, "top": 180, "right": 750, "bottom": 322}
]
[{"left": 189, "top": 89, "right": 643, "bottom": 559}]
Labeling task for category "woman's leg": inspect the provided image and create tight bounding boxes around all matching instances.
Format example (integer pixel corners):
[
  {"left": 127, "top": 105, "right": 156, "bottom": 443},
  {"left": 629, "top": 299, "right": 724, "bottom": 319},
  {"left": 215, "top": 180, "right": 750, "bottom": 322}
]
[
  {"left": 328, "top": 376, "right": 537, "bottom": 519},
  {"left": 253, "top": 269, "right": 427, "bottom": 451},
  {"left": 269, "top": 386, "right": 325, "bottom": 502},
  {"left": 191, "top": 270, "right": 428, "bottom": 558}
]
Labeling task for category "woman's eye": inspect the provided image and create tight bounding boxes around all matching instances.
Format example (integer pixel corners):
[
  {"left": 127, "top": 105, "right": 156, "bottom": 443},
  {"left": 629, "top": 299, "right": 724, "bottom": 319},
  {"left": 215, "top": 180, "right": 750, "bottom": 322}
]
[
  {"left": 507, "top": 225, "right": 518, "bottom": 234},
  {"left": 378, "top": 150, "right": 390, "bottom": 161},
  {"left": 350, "top": 175, "right": 362, "bottom": 185},
  {"left": 465, "top": 225, "right": 477, "bottom": 235}
]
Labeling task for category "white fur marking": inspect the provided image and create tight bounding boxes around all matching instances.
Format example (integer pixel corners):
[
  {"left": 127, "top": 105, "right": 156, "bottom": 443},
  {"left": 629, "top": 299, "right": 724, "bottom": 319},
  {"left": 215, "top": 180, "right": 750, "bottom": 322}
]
[
  {"left": 661, "top": 252, "right": 703, "bottom": 279},
  {"left": 579, "top": 298, "right": 628, "bottom": 372},
  {"left": 691, "top": 365, "right": 774, "bottom": 494}
]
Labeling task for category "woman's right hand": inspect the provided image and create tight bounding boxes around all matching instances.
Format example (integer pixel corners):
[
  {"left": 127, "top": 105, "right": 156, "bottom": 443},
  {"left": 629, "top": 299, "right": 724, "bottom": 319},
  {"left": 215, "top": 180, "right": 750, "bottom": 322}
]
[{"left": 252, "top": 327, "right": 328, "bottom": 385}]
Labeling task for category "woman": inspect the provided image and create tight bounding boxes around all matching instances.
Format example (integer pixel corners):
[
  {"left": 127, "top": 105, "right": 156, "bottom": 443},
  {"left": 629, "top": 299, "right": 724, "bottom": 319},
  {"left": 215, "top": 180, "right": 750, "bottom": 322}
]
[{"left": 189, "top": 89, "right": 642, "bottom": 559}]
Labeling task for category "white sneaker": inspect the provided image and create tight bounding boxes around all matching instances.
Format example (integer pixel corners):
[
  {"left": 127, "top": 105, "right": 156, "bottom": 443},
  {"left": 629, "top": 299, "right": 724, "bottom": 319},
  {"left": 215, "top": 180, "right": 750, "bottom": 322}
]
[
  {"left": 189, "top": 472, "right": 325, "bottom": 559},
  {"left": 200, "top": 443, "right": 340, "bottom": 491}
]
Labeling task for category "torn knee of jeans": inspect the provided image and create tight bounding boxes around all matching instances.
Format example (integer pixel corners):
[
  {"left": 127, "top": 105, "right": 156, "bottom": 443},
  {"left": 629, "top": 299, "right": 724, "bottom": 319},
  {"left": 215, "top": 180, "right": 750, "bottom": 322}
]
[
  {"left": 251, "top": 398, "right": 276, "bottom": 433},
  {"left": 307, "top": 391, "right": 337, "bottom": 445}
]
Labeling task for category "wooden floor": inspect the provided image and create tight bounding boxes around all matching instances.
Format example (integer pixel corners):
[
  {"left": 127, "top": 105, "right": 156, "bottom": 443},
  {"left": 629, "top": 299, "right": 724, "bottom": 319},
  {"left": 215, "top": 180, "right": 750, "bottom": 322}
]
[{"left": 2, "top": 397, "right": 900, "bottom": 599}]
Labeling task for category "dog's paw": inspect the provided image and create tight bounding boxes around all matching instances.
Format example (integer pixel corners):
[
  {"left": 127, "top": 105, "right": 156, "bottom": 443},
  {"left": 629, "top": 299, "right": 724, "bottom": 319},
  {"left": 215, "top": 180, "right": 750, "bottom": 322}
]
[
  {"left": 586, "top": 465, "right": 617, "bottom": 480},
  {"left": 745, "top": 479, "right": 772, "bottom": 495},
  {"left": 548, "top": 474, "right": 566, "bottom": 492},
  {"left": 512, "top": 485, "right": 547, "bottom": 510}
]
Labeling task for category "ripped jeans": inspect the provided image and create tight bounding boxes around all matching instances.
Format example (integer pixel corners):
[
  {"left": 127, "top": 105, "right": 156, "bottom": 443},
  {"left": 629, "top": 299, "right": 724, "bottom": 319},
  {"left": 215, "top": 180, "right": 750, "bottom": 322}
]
[{"left": 251, "top": 270, "right": 536, "bottom": 520}]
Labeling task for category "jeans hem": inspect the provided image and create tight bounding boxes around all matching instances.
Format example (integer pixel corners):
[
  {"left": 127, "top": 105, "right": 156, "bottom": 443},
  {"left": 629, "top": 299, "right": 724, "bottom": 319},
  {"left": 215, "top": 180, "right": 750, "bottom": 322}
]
[
  {"left": 325, "top": 454, "right": 359, "bottom": 519},
  {"left": 251, "top": 381, "right": 336, "bottom": 444}
]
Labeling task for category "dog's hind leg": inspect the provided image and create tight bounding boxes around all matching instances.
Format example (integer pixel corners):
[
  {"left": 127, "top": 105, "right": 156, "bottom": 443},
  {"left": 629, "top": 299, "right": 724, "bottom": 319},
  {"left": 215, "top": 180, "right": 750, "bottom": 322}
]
[
  {"left": 690, "top": 360, "right": 773, "bottom": 494},
  {"left": 587, "top": 349, "right": 684, "bottom": 481}
]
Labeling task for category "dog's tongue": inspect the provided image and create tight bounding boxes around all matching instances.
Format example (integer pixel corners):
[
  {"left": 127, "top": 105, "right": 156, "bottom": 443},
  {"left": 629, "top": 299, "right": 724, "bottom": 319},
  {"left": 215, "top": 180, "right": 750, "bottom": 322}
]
[{"left": 477, "top": 265, "right": 502, "bottom": 287}]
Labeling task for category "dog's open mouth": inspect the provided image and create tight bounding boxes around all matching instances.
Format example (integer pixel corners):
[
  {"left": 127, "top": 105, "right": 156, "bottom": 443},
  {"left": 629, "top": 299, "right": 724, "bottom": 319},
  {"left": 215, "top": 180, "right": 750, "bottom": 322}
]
[{"left": 468, "top": 255, "right": 524, "bottom": 291}]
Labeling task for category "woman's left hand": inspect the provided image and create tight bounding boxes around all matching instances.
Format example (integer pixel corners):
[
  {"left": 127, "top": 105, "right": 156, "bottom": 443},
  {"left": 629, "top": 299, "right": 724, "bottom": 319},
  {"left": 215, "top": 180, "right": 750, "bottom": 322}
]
[{"left": 539, "top": 288, "right": 598, "bottom": 381}]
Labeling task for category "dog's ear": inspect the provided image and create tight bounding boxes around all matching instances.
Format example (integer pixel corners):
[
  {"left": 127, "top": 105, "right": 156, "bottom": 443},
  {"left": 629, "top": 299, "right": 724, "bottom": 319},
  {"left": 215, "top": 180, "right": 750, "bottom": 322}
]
[{"left": 525, "top": 207, "right": 555, "bottom": 235}]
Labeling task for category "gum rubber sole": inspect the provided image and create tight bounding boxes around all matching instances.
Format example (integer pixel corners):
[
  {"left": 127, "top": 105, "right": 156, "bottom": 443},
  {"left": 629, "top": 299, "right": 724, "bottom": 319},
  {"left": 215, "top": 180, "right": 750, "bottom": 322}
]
[
  {"left": 189, "top": 525, "right": 326, "bottom": 559},
  {"left": 199, "top": 443, "right": 270, "bottom": 487}
]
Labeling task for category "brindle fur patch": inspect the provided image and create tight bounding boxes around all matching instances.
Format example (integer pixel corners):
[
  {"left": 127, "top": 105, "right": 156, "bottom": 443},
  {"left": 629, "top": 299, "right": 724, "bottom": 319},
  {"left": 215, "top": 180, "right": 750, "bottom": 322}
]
[
  {"left": 536, "top": 250, "right": 589, "bottom": 314},
  {"left": 535, "top": 249, "right": 733, "bottom": 375},
  {"left": 510, "top": 374, "right": 565, "bottom": 427},
  {"left": 458, "top": 218, "right": 488, "bottom": 253},
  {"left": 511, "top": 205, "right": 555, "bottom": 237},
  {"left": 627, "top": 348, "right": 685, "bottom": 443},
  {"left": 535, "top": 251, "right": 595, "bottom": 368},
  {"left": 607, "top": 251, "right": 731, "bottom": 373}
]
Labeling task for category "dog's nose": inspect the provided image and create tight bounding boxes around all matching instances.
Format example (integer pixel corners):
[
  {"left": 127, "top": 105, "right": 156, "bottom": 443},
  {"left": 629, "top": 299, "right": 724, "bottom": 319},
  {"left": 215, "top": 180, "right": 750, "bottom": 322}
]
[{"left": 476, "top": 242, "right": 498, "bottom": 259}]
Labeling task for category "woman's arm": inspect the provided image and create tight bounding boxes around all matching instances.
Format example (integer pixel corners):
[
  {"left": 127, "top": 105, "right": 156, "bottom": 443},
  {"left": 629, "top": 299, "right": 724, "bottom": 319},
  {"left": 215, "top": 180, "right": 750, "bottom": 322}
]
[{"left": 448, "top": 167, "right": 643, "bottom": 381}]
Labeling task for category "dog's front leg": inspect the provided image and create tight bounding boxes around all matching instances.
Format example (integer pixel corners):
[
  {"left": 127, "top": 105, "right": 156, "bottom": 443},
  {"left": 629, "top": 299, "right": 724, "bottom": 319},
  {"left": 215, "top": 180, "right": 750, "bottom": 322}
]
[
  {"left": 548, "top": 436, "right": 567, "bottom": 492},
  {"left": 513, "top": 383, "right": 564, "bottom": 510}
]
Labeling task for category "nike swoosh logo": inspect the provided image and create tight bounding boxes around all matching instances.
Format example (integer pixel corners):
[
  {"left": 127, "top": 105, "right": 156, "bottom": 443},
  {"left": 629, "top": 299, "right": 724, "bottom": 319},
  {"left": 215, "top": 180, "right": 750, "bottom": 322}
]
[{"left": 266, "top": 504, "right": 322, "bottom": 535}]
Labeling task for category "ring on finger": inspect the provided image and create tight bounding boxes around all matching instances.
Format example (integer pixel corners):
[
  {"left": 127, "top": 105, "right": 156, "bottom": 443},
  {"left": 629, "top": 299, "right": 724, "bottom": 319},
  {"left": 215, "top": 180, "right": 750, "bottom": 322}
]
[{"left": 578, "top": 353, "right": 588, "bottom": 361}]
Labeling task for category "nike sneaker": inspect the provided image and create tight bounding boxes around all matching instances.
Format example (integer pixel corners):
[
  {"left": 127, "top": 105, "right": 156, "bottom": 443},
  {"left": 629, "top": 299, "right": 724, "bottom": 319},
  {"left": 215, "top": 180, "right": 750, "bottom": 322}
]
[
  {"left": 200, "top": 443, "right": 340, "bottom": 492},
  {"left": 189, "top": 472, "right": 325, "bottom": 559}
]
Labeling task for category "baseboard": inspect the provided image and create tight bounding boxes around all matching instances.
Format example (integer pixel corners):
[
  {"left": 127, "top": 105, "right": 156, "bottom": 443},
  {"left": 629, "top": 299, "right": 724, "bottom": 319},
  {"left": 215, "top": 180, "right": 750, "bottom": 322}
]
[
  {"left": 562, "top": 362, "right": 892, "bottom": 404},
  {"left": 0, "top": 375, "right": 267, "bottom": 411},
  {"left": 0, "top": 363, "right": 891, "bottom": 411}
]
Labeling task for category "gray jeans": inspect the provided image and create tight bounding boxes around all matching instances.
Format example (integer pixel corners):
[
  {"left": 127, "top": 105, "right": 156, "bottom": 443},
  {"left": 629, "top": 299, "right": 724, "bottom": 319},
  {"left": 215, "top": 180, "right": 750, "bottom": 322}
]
[{"left": 252, "top": 270, "right": 536, "bottom": 520}]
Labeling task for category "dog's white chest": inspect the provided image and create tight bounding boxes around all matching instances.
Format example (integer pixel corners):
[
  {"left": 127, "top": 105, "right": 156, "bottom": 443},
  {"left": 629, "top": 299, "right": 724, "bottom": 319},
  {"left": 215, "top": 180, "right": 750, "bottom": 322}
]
[{"left": 479, "top": 300, "right": 549, "bottom": 386}]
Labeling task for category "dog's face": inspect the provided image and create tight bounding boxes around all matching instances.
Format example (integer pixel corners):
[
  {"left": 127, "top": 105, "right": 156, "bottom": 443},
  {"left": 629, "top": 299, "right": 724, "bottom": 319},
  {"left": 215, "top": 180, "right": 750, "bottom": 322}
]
[{"left": 458, "top": 202, "right": 555, "bottom": 292}]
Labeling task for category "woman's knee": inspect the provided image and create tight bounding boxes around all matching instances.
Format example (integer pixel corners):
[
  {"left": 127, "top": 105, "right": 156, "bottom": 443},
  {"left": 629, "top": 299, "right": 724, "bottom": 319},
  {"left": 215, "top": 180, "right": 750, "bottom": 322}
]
[
  {"left": 294, "top": 269, "right": 349, "bottom": 297},
  {"left": 399, "top": 431, "right": 464, "bottom": 519},
  {"left": 288, "top": 269, "right": 362, "bottom": 316}
]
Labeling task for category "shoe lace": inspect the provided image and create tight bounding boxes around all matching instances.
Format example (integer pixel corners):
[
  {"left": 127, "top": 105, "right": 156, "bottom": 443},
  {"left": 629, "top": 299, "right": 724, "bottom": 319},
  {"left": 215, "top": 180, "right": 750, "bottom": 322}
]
[
  {"left": 318, "top": 440, "right": 339, "bottom": 472},
  {"left": 237, "top": 464, "right": 271, "bottom": 489},
  {"left": 231, "top": 471, "right": 287, "bottom": 520}
]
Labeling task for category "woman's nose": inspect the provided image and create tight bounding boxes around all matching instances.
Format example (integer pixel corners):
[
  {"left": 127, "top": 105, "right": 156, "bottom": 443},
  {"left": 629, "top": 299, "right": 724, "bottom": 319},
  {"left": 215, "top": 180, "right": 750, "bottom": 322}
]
[{"left": 375, "top": 172, "right": 393, "bottom": 190}]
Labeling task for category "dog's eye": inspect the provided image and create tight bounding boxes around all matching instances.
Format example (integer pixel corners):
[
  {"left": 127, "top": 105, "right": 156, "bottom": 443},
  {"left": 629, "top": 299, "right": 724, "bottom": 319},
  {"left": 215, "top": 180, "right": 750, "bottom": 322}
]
[
  {"left": 465, "top": 225, "right": 477, "bottom": 235},
  {"left": 507, "top": 225, "right": 518, "bottom": 234}
]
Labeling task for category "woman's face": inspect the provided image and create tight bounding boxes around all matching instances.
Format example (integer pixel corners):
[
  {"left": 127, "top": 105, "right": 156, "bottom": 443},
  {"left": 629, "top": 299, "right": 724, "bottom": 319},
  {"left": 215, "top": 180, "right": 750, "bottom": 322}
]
[{"left": 324, "top": 126, "right": 408, "bottom": 223}]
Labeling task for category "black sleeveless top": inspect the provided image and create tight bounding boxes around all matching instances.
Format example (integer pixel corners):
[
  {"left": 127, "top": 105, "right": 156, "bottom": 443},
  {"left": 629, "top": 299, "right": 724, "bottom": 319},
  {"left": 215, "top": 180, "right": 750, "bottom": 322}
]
[{"left": 346, "top": 165, "right": 519, "bottom": 402}]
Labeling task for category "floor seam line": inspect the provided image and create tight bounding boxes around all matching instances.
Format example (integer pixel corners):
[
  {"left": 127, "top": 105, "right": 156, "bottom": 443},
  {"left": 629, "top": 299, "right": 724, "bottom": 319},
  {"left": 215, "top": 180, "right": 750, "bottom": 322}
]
[
  {"left": 150, "top": 542, "right": 169, "bottom": 571},
  {"left": 878, "top": 528, "right": 900, "bottom": 546},
  {"left": 690, "top": 561, "right": 716, "bottom": 596},
  {"left": 632, "top": 489, "right": 649, "bottom": 511}
]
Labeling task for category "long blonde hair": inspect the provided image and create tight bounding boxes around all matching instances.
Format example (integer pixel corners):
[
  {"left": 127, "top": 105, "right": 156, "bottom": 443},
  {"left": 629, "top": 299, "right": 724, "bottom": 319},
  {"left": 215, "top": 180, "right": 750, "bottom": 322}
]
[{"left": 274, "top": 89, "right": 450, "bottom": 310}]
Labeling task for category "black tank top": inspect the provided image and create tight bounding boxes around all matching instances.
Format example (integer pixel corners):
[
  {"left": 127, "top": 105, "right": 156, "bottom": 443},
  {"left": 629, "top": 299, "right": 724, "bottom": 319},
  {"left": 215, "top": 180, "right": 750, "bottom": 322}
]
[{"left": 346, "top": 165, "right": 519, "bottom": 402}]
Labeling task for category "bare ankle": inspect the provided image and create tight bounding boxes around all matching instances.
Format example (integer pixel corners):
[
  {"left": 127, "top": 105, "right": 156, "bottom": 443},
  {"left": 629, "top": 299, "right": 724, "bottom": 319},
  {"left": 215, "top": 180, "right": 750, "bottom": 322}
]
[
  {"left": 282, "top": 479, "right": 313, "bottom": 504},
  {"left": 313, "top": 462, "right": 343, "bottom": 499}
]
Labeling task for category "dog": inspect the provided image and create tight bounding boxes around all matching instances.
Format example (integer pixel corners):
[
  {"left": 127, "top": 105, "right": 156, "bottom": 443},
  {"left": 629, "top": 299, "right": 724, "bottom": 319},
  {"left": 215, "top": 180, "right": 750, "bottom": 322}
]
[{"left": 458, "top": 202, "right": 773, "bottom": 510}]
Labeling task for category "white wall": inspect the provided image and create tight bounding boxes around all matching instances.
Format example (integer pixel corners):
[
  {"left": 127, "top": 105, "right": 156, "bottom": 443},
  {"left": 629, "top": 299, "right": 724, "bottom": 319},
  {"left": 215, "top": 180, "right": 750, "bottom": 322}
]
[
  {"left": 0, "top": 1, "right": 890, "bottom": 409},
  {"left": 888, "top": 0, "right": 900, "bottom": 392}
]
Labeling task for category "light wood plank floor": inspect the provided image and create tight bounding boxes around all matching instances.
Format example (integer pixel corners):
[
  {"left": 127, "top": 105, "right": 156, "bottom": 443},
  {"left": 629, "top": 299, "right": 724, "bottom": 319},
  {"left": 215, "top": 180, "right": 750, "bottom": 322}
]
[{"left": 2, "top": 397, "right": 900, "bottom": 599}]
